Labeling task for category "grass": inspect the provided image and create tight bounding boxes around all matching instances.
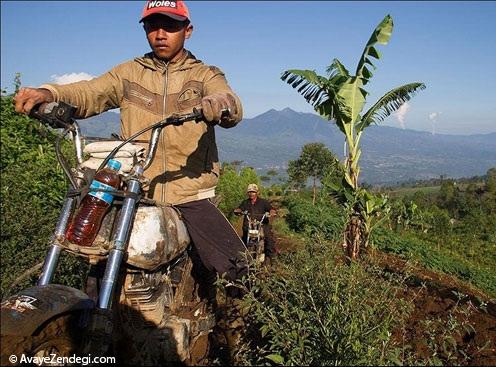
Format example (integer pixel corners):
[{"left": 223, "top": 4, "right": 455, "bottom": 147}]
[
  {"left": 387, "top": 185, "right": 440, "bottom": 198},
  {"left": 372, "top": 228, "right": 496, "bottom": 298},
  {"left": 223, "top": 219, "right": 494, "bottom": 366}
]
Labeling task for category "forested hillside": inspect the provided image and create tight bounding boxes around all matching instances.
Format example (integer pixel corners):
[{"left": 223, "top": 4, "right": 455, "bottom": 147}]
[{"left": 77, "top": 108, "right": 496, "bottom": 185}]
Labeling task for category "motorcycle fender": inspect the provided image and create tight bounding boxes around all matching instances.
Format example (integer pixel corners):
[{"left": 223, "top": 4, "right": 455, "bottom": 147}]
[{"left": 1, "top": 284, "right": 94, "bottom": 336}]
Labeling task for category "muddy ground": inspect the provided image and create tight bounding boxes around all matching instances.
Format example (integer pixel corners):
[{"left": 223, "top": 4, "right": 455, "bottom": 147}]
[{"left": 373, "top": 252, "right": 496, "bottom": 366}]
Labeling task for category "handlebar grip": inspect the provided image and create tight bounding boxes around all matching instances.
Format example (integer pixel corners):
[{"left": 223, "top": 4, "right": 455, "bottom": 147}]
[
  {"left": 192, "top": 107, "right": 204, "bottom": 120},
  {"left": 29, "top": 102, "right": 50, "bottom": 119},
  {"left": 29, "top": 101, "right": 76, "bottom": 129},
  {"left": 165, "top": 107, "right": 204, "bottom": 126},
  {"left": 162, "top": 108, "right": 227, "bottom": 127}
]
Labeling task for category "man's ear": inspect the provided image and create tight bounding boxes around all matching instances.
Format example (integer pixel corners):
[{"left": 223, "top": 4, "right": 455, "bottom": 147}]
[{"left": 185, "top": 24, "right": 193, "bottom": 39}]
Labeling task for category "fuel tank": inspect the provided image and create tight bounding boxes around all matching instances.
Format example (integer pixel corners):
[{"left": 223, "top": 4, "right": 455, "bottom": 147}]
[{"left": 126, "top": 206, "right": 190, "bottom": 270}]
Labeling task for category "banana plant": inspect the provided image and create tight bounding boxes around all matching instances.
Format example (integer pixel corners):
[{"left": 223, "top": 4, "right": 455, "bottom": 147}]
[
  {"left": 281, "top": 15, "right": 426, "bottom": 259},
  {"left": 327, "top": 182, "right": 390, "bottom": 258}
]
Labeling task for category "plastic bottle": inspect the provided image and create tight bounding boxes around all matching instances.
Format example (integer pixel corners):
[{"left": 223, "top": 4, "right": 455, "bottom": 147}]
[{"left": 66, "top": 159, "right": 122, "bottom": 247}]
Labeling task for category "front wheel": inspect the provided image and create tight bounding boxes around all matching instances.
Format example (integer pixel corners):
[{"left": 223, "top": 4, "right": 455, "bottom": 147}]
[{"left": 1, "top": 314, "right": 83, "bottom": 366}]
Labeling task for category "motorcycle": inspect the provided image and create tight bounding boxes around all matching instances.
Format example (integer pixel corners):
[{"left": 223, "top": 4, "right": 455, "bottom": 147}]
[
  {"left": 236, "top": 211, "right": 271, "bottom": 265},
  {"left": 0, "top": 102, "right": 219, "bottom": 365}
]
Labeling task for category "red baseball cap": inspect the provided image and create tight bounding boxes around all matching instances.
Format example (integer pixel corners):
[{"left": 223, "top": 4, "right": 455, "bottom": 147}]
[{"left": 140, "top": 0, "right": 190, "bottom": 23}]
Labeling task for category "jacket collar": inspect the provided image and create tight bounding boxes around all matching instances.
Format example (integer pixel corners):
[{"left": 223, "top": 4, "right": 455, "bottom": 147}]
[{"left": 135, "top": 49, "right": 199, "bottom": 72}]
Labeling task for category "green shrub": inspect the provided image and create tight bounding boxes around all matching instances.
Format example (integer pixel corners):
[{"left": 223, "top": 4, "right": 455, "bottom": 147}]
[
  {"left": 1, "top": 95, "right": 87, "bottom": 298},
  {"left": 375, "top": 180, "right": 495, "bottom": 298},
  {"left": 284, "top": 195, "right": 345, "bottom": 241},
  {"left": 232, "top": 237, "right": 410, "bottom": 366},
  {"left": 216, "top": 166, "right": 261, "bottom": 218}
]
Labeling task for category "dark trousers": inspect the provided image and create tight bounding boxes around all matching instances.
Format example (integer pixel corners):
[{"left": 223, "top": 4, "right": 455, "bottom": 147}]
[
  {"left": 175, "top": 199, "right": 248, "bottom": 282},
  {"left": 242, "top": 224, "right": 276, "bottom": 258}
]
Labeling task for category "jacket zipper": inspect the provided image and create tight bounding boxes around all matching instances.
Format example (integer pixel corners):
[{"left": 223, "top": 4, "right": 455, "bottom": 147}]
[{"left": 161, "top": 62, "right": 169, "bottom": 203}]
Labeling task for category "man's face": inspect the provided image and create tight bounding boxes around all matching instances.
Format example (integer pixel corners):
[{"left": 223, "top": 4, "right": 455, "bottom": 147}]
[
  {"left": 248, "top": 191, "right": 258, "bottom": 200},
  {"left": 143, "top": 14, "right": 193, "bottom": 61}
]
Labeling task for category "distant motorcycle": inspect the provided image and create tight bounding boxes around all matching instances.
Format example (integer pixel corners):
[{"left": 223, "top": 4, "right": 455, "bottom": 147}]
[
  {"left": 235, "top": 211, "right": 271, "bottom": 265},
  {"left": 0, "top": 102, "right": 220, "bottom": 365}
]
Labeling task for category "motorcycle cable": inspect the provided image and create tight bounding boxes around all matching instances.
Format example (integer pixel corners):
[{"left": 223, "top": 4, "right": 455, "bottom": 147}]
[
  {"left": 96, "top": 108, "right": 204, "bottom": 172},
  {"left": 29, "top": 103, "right": 81, "bottom": 190},
  {"left": 56, "top": 127, "right": 80, "bottom": 190}
]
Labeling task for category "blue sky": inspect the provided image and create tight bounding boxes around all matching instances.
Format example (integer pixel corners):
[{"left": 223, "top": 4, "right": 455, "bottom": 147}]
[{"left": 1, "top": 1, "right": 495, "bottom": 135}]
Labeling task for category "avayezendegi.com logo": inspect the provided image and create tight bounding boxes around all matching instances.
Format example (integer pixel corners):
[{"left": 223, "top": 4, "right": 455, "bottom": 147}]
[{"left": 9, "top": 354, "right": 115, "bottom": 365}]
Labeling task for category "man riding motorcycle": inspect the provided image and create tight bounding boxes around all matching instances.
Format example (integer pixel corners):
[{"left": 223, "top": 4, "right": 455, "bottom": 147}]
[
  {"left": 13, "top": 0, "right": 247, "bottom": 297},
  {"left": 234, "top": 184, "right": 277, "bottom": 262}
]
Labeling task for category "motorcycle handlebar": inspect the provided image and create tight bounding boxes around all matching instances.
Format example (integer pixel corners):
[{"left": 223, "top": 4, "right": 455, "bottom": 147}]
[
  {"left": 28, "top": 101, "right": 231, "bottom": 183},
  {"left": 235, "top": 210, "right": 271, "bottom": 218},
  {"left": 29, "top": 101, "right": 77, "bottom": 130},
  {"left": 29, "top": 102, "right": 229, "bottom": 130}
]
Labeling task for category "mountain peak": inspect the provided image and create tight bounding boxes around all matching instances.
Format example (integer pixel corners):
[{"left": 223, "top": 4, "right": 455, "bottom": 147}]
[{"left": 254, "top": 107, "right": 304, "bottom": 119}]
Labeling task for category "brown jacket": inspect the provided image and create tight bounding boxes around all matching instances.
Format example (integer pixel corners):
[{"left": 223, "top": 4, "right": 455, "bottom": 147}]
[{"left": 41, "top": 50, "right": 243, "bottom": 205}]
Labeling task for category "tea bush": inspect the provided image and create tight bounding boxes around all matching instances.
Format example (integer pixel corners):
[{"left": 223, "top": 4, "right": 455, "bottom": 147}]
[{"left": 384, "top": 177, "right": 496, "bottom": 296}]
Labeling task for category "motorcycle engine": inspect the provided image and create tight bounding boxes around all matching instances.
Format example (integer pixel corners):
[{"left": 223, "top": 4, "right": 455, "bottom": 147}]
[{"left": 120, "top": 254, "right": 187, "bottom": 327}]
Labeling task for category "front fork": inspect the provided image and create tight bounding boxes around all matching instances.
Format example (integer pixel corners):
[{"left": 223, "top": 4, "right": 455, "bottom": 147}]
[
  {"left": 38, "top": 196, "right": 76, "bottom": 286},
  {"left": 36, "top": 168, "right": 144, "bottom": 357},
  {"left": 38, "top": 166, "right": 145, "bottom": 310},
  {"left": 98, "top": 166, "right": 143, "bottom": 309}
]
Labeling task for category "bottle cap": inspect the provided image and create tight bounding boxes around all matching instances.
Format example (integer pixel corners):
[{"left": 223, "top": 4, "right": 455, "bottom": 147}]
[{"left": 107, "top": 159, "right": 122, "bottom": 171}]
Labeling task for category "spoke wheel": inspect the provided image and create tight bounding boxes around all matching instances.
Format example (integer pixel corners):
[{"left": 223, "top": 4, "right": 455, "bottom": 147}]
[{"left": 1, "top": 314, "right": 82, "bottom": 366}]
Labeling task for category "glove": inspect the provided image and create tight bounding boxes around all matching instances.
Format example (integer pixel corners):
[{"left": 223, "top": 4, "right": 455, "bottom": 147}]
[{"left": 201, "top": 92, "right": 239, "bottom": 124}]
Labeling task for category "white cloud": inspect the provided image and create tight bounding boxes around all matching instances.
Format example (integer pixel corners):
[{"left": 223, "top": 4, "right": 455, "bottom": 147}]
[
  {"left": 50, "top": 72, "right": 95, "bottom": 85},
  {"left": 393, "top": 102, "right": 410, "bottom": 129}
]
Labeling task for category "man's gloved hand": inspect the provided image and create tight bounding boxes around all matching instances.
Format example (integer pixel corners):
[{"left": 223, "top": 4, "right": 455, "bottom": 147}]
[{"left": 201, "top": 92, "right": 239, "bottom": 124}]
